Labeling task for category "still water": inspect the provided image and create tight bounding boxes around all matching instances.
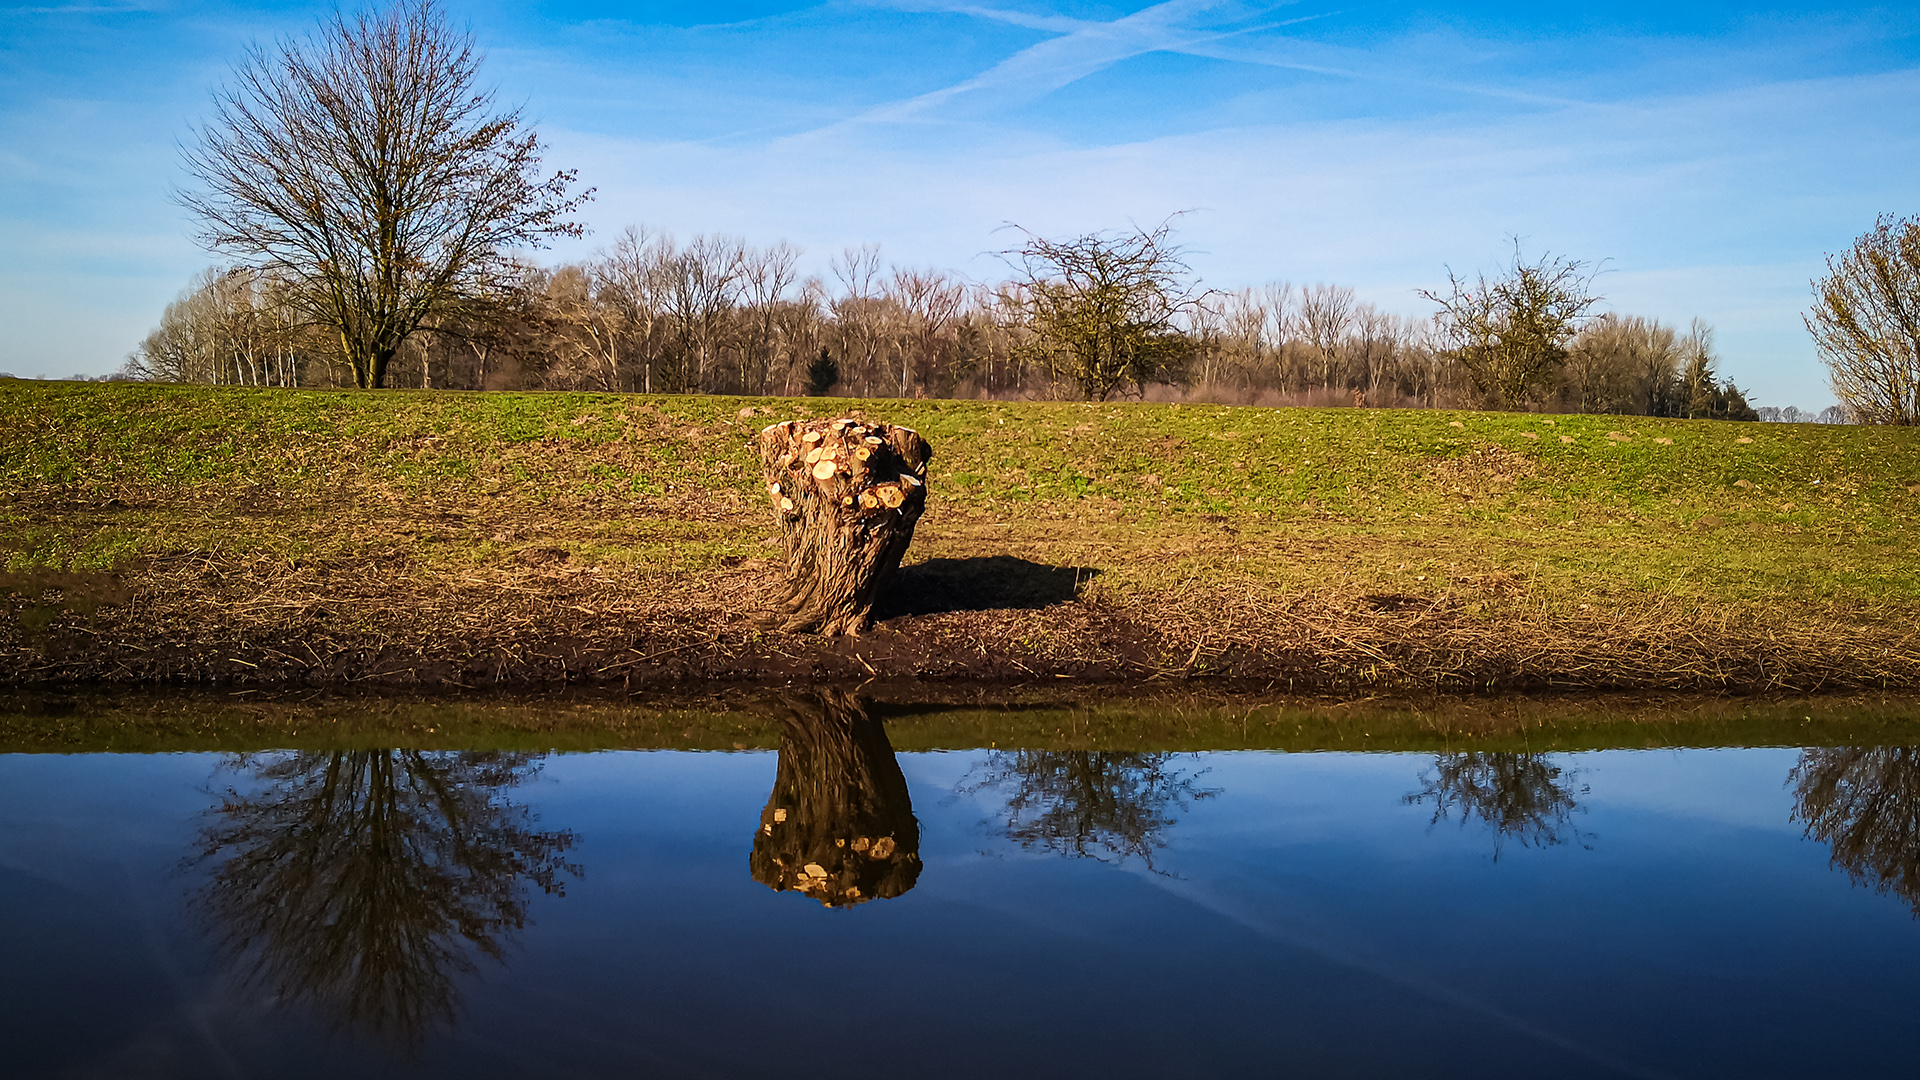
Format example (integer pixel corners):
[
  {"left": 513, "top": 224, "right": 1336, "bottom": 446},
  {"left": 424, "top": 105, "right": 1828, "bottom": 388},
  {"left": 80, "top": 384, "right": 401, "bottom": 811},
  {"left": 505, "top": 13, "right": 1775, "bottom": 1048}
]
[{"left": 3, "top": 694, "right": 1918, "bottom": 1079}]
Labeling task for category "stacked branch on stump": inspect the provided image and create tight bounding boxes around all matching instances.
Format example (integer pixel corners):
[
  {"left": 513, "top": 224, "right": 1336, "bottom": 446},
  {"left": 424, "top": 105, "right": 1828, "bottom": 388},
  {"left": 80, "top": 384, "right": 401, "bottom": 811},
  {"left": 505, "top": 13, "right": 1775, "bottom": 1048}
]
[
  {"left": 758, "top": 416, "right": 931, "bottom": 635},
  {"left": 749, "top": 691, "right": 921, "bottom": 907}
]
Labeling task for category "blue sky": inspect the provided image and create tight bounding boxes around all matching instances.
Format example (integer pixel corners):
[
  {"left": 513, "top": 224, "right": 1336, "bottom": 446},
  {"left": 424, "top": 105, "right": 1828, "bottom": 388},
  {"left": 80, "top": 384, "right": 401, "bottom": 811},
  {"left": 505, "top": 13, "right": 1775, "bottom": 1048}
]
[{"left": 2, "top": 1, "right": 1915, "bottom": 407}]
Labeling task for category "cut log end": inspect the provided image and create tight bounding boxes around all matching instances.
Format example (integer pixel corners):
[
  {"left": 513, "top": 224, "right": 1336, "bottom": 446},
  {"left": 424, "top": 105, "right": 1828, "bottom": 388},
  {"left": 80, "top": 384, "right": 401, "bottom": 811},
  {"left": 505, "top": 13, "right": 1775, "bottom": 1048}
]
[{"left": 757, "top": 416, "right": 933, "bottom": 636}]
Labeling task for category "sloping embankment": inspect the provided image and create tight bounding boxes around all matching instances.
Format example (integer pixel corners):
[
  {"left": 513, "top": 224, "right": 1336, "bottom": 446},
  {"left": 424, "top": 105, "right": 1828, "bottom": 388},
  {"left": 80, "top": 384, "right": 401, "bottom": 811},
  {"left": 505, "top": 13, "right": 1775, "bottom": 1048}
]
[{"left": 4, "top": 381, "right": 1918, "bottom": 691}]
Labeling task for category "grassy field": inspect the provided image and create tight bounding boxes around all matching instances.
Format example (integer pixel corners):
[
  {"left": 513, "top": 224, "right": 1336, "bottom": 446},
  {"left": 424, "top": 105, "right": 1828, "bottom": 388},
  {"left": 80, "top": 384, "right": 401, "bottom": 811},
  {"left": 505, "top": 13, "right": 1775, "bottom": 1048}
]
[{"left": 3, "top": 379, "right": 1918, "bottom": 689}]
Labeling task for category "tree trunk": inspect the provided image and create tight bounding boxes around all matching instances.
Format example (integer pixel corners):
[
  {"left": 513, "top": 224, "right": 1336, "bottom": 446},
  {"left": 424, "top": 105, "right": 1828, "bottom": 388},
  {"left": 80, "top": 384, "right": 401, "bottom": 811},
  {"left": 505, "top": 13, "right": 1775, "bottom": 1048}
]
[
  {"left": 749, "top": 690, "right": 920, "bottom": 907},
  {"left": 344, "top": 334, "right": 397, "bottom": 389},
  {"left": 757, "top": 416, "right": 931, "bottom": 635},
  {"left": 368, "top": 346, "right": 394, "bottom": 390}
]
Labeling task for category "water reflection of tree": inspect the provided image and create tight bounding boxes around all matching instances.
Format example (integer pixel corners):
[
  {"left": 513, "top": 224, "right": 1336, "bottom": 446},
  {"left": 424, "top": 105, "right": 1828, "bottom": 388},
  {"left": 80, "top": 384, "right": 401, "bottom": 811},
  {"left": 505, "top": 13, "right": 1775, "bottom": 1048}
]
[
  {"left": 1405, "top": 752, "right": 1589, "bottom": 858},
  {"left": 1791, "top": 746, "right": 1920, "bottom": 916},
  {"left": 194, "top": 750, "right": 578, "bottom": 1044},
  {"left": 967, "top": 751, "right": 1218, "bottom": 870},
  {"left": 750, "top": 691, "right": 921, "bottom": 907}
]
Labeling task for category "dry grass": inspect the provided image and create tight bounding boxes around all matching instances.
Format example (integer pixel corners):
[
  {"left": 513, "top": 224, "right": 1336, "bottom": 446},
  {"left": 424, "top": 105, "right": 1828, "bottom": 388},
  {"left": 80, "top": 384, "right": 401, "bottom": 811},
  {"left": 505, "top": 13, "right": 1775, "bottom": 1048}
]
[{"left": 5, "top": 544, "right": 1914, "bottom": 692}]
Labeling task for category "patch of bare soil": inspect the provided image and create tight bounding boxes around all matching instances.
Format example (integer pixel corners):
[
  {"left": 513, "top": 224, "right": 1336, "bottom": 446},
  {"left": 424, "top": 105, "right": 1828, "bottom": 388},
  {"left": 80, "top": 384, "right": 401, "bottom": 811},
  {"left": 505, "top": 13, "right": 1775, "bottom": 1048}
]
[{"left": 3, "top": 551, "right": 1917, "bottom": 693}]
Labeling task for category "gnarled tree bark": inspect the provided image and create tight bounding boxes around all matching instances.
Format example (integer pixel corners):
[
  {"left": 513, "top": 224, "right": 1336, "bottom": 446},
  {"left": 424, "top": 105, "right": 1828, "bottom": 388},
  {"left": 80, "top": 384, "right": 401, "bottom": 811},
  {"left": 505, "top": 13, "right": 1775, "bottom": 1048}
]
[{"left": 757, "top": 416, "right": 931, "bottom": 635}]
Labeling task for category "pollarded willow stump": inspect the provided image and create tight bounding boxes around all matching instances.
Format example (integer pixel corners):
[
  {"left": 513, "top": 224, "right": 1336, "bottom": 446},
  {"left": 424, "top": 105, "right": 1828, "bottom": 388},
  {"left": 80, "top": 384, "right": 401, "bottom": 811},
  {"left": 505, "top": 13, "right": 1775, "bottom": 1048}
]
[{"left": 757, "top": 416, "right": 931, "bottom": 635}]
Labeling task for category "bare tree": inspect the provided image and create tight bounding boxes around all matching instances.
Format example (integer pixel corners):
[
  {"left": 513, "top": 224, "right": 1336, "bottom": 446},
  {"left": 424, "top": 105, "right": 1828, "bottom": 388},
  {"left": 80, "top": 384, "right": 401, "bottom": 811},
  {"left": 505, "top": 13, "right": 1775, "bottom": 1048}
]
[
  {"left": 829, "top": 245, "right": 888, "bottom": 394},
  {"left": 891, "top": 266, "right": 966, "bottom": 397},
  {"left": 1678, "top": 319, "right": 1718, "bottom": 418},
  {"left": 436, "top": 261, "right": 552, "bottom": 390},
  {"left": 1297, "top": 283, "right": 1354, "bottom": 393},
  {"left": 588, "top": 226, "right": 672, "bottom": 393},
  {"left": 131, "top": 269, "right": 226, "bottom": 384},
  {"left": 130, "top": 267, "right": 311, "bottom": 387},
  {"left": 1195, "top": 287, "right": 1267, "bottom": 390},
  {"left": 660, "top": 234, "right": 746, "bottom": 392},
  {"left": 1421, "top": 244, "right": 1601, "bottom": 409},
  {"left": 777, "top": 277, "right": 831, "bottom": 396},
  {"left": 829, "top": 244, "right": 884, "bottom": 304},
  {"left": 194, "top": 750, "right": 577, "bottom": 1043},
  {"left": 1792, "top": 746, "right": 1920, "bottom": 915},
  {"left": 1807, "top": 214, "right": 1920, "bottom": 425},
  {"left": 1565, "top": 314, "right": 1681, "bottom": 415},
  {"left": 1002, "top": 220, "right": 1204, "bottom": 401},
  {"left": 178, "top": 0, "right": 590, "bottom": 389},
  {"left": 1347, "top": 303, "right": 1401, "bottom": 401},
  {"left": 539, "top": 264, "right": 617, "bottom": 390},
  {"left": 964, "top": 751, "right": 1218, "bottom": 870},
  {"left": 740, "top": 240, "right": 802, "bottom": 395},
  {"left": 1677, "top": 320, "right": 1757, "bottom": 421}
]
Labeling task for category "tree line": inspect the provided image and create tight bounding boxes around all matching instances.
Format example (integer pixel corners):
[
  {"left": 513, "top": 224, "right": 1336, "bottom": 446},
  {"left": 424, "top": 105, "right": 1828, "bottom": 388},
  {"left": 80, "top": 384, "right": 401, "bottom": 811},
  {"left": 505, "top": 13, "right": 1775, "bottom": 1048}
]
[
  {"left": 117, "top": 0, "right": 1910, "bottom": 424},
  {"left": 125, "top": 226, "right": 1776, "bottom": 421}
]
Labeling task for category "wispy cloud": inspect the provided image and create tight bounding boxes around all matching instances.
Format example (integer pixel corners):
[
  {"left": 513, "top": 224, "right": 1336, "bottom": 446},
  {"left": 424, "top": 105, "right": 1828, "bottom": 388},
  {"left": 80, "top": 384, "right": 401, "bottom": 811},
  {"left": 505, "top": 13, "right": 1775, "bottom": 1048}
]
[
  {"left": 826, "top": 0, "right": 1261, "bottom": 126},
  {"left": 1171, "top": 29, "right": 1588, "bottom": 107},
  {"left": 4, "top": 2, "right": 165, "bottom": 13},
  {"left": 822, "top": 0, "right": 1581, "bottom": 136},
  {"left": 1131, "top": 868, "right": 1680, "bottom": 1080}
]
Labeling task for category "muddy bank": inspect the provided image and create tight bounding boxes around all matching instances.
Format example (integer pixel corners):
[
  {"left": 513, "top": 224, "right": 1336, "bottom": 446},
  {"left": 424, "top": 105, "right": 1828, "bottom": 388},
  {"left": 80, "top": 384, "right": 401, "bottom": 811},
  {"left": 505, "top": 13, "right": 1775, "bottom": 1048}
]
[
  {"left": 4, "top": 553, "right": 1917, "bottom": 693},
  {"left": 5, "top": 683, "right": 1920, "bottom": 756}
]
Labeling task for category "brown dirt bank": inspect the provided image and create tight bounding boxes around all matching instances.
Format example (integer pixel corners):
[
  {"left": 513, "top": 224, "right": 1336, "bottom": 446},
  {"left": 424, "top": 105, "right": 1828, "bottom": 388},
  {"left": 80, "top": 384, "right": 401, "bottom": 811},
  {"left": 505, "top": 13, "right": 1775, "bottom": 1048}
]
[{"left": 4, "top": 550, "right": 1916, "bottom": 692}]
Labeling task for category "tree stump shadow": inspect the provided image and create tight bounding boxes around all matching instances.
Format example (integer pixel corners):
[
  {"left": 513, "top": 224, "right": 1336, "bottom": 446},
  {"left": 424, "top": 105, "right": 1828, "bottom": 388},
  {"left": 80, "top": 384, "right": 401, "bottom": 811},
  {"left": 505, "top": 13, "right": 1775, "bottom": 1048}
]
[{"left": 878, "top": 556, "right": 1100, "bottom": 618}]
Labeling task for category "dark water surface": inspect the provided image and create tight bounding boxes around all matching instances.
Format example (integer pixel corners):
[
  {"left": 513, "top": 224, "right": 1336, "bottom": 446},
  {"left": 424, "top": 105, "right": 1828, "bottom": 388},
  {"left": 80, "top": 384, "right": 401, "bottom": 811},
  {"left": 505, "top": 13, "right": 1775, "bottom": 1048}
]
[{"left": 4, "top": 693, "right": 1919, "bottom": 1079}]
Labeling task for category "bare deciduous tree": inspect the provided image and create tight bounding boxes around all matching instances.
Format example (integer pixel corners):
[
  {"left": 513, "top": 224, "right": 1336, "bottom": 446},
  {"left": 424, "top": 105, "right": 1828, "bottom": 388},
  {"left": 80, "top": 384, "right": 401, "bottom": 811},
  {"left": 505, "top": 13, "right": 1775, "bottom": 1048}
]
[
  {"left": 1002, "top": 221, "right": 1204, "bottom": 401},
  {"left": 1792, "top": 746, "right": 1920, "bottom": 915},
  {"left": 891, "top": 266, "right": 966, "bottom": 397},
  {"left": 1405, "top": 752, "right": 1589, "bottom": 859},
  {"left": 740, "top": 241, "right": 801, "bottom": 395},
  {"left": 130, "top": 267, "right": 312, "bottom": 387},
  {"left": 178, "top": 0, "right": 590, "bottom": 389},
  {"left": 194, "top": 750, "right": 577, "bottom": 1043},
  {"left": 1564, "top": 314, "right": 1680, "bottom": 416},
  {"left": 661, "top": 234, "right": 747, "bottom": 392},
  {"left": 591, "top": 227, "right": 671, "bottom": 392},
  {"left": 964, "top": 750, "right": 1218, "bottom": 870},
  {"left": 1807, "top": 214, "right": 1920, "bottom": 425},
  {"left": 1421, "top": 244, "right": 1601, "bottom": 409},
  {"left": 828, "top": 244, "right": 889, "bottom": 394},
  {"left": 1298, "top": 283, "right": 1354, "bottom": 393}
]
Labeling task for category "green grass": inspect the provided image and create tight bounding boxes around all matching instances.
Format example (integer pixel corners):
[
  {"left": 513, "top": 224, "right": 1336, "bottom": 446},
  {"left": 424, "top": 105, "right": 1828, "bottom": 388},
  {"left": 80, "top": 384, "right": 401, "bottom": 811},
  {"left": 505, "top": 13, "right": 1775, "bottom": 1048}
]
[
  {"left": 4, "top": 379, "right": 1917, "bottom": 616},
  {"left": 2, "top": 688, "right": 1914, "bottom": 754}
]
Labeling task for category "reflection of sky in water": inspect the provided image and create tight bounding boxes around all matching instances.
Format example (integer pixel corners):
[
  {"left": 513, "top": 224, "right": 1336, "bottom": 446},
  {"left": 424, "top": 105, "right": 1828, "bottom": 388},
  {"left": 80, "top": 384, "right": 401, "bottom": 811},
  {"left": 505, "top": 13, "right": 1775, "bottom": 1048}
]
[{"left": 2, "top": 746, "right": 1917, "bottom": 1079}]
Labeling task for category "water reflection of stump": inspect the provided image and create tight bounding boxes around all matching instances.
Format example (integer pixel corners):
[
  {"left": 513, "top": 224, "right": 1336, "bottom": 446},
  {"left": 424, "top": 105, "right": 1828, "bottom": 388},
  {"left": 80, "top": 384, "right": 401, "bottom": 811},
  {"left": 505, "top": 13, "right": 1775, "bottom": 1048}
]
[
  {"left": 193, "top": 750, "right": 578, "bottom": 1044},
  {"left": 750, "top": 692, "right": 921, "bottom": 907}
]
